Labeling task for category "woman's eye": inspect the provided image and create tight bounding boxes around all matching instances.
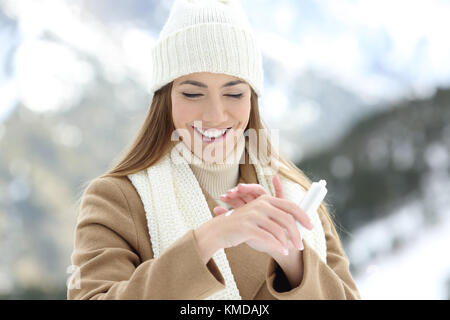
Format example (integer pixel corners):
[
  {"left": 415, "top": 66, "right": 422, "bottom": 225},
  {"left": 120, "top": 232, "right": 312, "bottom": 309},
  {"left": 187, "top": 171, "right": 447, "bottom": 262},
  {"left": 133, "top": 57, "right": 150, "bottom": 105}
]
[
  {"left": 227, "top": 93, "right": 243, "bottom": 99},
  {"left": 183, "top": 93, "right": 202, "bottom": 98},
  {"left": 182, "top": 93, "right": 243, "bottom": 99}
]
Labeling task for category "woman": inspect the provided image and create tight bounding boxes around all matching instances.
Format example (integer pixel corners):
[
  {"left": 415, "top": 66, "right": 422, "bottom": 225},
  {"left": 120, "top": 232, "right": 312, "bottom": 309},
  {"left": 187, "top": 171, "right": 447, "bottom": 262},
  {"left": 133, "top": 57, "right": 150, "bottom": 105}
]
[{"left": 68, "top": 0, "right": 360, "bottom": 300}]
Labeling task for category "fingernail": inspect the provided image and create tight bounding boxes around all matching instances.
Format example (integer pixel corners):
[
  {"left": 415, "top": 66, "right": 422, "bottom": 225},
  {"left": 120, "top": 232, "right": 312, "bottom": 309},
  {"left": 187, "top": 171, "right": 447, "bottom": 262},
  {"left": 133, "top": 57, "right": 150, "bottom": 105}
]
[
  {"left": 283, "top": 248, "right": 289, "bottom": 256},
  {"left": 299, "top": 241, "right": 304, "bottom": 251}
]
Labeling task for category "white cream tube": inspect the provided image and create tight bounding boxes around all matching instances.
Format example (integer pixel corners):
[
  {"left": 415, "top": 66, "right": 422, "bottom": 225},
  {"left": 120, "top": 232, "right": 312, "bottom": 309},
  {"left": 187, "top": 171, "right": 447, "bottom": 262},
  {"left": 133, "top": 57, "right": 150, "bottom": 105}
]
[{"left": 296, "top": 180, "right": 328, "bottom": 249}]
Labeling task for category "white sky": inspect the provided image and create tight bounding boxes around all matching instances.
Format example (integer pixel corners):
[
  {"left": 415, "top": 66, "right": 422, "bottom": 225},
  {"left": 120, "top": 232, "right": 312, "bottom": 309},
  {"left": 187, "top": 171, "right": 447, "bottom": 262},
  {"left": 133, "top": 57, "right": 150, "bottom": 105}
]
[{"left": 255, "top": 0, "right": 450, "bottom": 103}]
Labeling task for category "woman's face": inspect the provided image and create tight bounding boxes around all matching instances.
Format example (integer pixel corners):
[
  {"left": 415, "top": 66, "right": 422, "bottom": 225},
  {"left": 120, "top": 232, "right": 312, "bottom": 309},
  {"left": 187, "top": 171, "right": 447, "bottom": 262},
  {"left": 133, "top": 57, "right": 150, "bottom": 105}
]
[{"left": 171, "top": 72, "right": 251, "bottom": 162}]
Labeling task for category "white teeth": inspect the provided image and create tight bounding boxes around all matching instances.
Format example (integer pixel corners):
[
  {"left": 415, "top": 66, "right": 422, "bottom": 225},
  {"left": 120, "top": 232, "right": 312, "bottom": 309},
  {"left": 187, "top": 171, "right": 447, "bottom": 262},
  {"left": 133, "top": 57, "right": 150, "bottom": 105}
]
[{"left": 194, "top": 127, "right": 228, "bottom": 138}]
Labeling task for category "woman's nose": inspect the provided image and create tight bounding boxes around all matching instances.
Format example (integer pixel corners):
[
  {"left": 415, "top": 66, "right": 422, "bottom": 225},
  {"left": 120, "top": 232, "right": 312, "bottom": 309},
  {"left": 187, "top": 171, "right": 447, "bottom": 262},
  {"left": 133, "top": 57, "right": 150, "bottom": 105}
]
[{"left": 202, "top": 100, "right": 227, "bottom": 123}]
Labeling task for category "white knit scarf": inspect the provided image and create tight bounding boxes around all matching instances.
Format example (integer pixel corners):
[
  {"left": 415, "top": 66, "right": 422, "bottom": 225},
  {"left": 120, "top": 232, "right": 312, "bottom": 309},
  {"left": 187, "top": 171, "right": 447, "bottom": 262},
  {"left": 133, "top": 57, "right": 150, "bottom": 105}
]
[{"left": 127, "top": 140, "right": 327, "bottom": 300}]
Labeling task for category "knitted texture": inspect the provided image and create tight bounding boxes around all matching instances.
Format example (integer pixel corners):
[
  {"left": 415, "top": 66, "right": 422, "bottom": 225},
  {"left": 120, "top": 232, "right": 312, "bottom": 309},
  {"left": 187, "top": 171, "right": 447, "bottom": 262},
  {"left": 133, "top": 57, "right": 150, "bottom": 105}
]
[
  {"left": 149, "top": 0, "right": 264, "bottom": 101},
  {"left": 128, "top": 140, "right": 327, "bottom": 300}
]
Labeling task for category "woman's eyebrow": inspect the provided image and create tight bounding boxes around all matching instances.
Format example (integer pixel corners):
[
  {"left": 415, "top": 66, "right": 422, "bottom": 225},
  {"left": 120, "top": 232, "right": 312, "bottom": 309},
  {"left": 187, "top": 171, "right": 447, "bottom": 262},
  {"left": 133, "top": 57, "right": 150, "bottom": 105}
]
[{"left": 179, "top": 80, "right": 246, "bottom": 88}]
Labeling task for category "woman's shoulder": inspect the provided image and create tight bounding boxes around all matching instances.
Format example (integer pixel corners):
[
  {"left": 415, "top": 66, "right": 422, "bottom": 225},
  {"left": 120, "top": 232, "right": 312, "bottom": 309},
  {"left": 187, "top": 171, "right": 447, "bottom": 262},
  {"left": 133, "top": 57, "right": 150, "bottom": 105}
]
[
  {"left": 81, "top": 174, "right": 145, "bottom": 215},
  {"left": 75, "top": 174, "right": 148, "bottom": 257},
  {"left": 84, "top": 174, "right": 134, "bottom": 195}
]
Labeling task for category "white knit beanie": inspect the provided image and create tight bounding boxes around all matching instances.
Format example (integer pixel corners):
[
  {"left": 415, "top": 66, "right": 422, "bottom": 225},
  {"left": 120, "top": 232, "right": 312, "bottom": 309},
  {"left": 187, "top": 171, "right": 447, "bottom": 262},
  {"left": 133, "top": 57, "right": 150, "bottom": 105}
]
[{"left": 149, "top": 0, "right": 264, "bottom": 101}]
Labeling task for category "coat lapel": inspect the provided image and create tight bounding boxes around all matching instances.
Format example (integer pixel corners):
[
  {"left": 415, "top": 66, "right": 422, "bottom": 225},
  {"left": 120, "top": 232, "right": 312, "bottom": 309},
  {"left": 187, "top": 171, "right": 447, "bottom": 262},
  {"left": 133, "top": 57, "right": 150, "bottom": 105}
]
[{"left": 198, "top": 149, "right": 272, "bottom": 300}]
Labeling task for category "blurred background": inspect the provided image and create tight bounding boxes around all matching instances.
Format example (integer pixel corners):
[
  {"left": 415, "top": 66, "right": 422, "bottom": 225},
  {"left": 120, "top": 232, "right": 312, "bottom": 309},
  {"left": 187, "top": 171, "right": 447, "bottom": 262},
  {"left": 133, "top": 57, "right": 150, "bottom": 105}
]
[{"left": 0, "top": 0, "right": 449, "bottom": 299}]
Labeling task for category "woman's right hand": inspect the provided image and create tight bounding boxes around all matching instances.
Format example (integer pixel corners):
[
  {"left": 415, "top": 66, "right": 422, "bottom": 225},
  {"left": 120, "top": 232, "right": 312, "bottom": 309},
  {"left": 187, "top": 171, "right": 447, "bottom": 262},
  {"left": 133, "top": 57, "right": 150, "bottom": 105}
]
[{"left": 212, "top": 193, "right": 313, "bottom": 257}]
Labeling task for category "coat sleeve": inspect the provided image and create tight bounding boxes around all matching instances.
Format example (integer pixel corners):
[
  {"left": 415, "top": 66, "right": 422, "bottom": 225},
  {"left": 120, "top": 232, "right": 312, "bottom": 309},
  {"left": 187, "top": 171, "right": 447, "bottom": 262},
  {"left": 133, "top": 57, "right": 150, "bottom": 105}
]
[
  {"left": 67, "top": 177, "right": 226, "bottom": 300},
  {"left": 258, "top": 209, "right": 361, "bottom": 300}
]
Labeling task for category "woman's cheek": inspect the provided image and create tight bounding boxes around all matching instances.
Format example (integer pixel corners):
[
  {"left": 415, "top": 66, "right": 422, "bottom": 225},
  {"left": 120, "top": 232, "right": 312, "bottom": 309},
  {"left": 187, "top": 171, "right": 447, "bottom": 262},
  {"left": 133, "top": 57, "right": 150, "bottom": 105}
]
[
  {"left": 235, "top": 105, "right": 251, "bottom": 128},
  {"left": 173, "top": 103, "right": 199, "bottom": 126}
]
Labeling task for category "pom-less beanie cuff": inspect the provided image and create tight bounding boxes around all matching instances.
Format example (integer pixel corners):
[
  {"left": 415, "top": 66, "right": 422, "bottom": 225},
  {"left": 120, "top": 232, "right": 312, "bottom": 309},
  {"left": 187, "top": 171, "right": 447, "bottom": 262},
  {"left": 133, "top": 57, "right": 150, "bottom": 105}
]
[{"left": 150, "top": 22, "right": 264, "bottom": 98}]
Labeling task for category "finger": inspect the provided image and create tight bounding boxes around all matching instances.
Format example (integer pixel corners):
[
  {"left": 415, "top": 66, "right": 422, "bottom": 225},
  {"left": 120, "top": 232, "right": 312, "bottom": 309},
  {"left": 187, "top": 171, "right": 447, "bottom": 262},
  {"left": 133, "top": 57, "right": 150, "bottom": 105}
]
[
  {"left": 220, "top": 193, "right": 246, "bottom": 208},
  {"left": 213, "top": 206, "right": 229, "bottom": 215},
  {"left": 231, "top": 187, "right": 257, "bottom": 203},
  {"left": 265, "top": 206, "right": 303, "bottom": 250},
  {"left": 272, "top": 174, "right": 285, "bottom": 199},
  {"left": 225, "top": 188, "right": 249, "bottom": 205},
  {"left": 255, "top": 216, "right": 290, "bottom": 249},
  {"left": 286, "top": 237, "right": 304, "bottom": 251},
  {"left": 250, "top": 225, "right": 289, "bottom": 256},
  {"left": 284, "top": 229, "right": 299, "bottom": 250},
  {"left": 266, "top": 196, "right": 314, "bottom": 230},
  {"left": 236, "top": 187, "right": 265, "bottom": 202},
  {"left": 239, "top": 192, "right": 256, "bottom": 203},
  {"left": 281, "top": 225, "right": 305, "bottom": 251},
  {"left": 229, "top": 185, "right": 264, "bottom": 203},
  {"left": 225, "top": 187, "right": 240, "bottom": 199},
  {"left": 237, "top": 183, "right": 267, "bottom": 198}
]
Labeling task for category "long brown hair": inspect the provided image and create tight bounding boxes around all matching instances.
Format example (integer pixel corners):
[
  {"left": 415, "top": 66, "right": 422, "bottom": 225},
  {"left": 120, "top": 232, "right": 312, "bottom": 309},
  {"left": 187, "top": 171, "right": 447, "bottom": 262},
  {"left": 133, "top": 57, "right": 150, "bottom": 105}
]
[{"left": 91, "top": 80, "right": 341, "bottom": 240}]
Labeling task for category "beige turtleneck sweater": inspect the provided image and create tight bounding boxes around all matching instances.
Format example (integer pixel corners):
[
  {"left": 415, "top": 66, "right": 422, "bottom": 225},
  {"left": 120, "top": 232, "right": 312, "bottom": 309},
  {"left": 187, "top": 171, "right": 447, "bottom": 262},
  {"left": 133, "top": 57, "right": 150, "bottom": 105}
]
[{"left": 176, "top": 134, "right": 246, "bottom": 210}]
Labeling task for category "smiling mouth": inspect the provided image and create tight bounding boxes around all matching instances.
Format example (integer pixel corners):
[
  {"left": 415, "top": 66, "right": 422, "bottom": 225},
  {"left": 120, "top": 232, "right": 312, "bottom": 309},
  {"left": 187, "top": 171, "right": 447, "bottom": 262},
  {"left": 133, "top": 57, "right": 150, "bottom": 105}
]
[{"left": 191, "top": 125, "right": 232, "bottom": 142}]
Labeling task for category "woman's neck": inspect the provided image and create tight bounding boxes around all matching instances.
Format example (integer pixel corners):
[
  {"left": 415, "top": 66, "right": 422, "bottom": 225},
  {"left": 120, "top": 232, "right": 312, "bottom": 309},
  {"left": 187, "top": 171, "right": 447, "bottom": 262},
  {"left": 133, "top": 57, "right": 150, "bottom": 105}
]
[{"left": 175, "top": 135, "right": 246, "bottom": 201}]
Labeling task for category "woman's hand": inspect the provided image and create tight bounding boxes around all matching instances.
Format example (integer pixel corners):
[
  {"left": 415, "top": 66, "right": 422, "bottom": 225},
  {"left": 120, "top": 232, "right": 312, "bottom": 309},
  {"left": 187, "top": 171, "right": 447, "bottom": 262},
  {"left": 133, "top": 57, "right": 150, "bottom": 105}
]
[
  {"left": 213, "top": 183, "right": 267, "bottom": 215},
  {"left": 211, "top": 175, "right": 312, "bottom": 257}
]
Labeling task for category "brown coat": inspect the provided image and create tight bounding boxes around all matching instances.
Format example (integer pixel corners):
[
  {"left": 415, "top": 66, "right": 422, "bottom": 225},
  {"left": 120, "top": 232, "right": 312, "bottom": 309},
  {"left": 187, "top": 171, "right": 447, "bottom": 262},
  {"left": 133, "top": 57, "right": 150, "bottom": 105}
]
[{"left": 68, "top": 153, "right": 361, "bottom": 300}]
